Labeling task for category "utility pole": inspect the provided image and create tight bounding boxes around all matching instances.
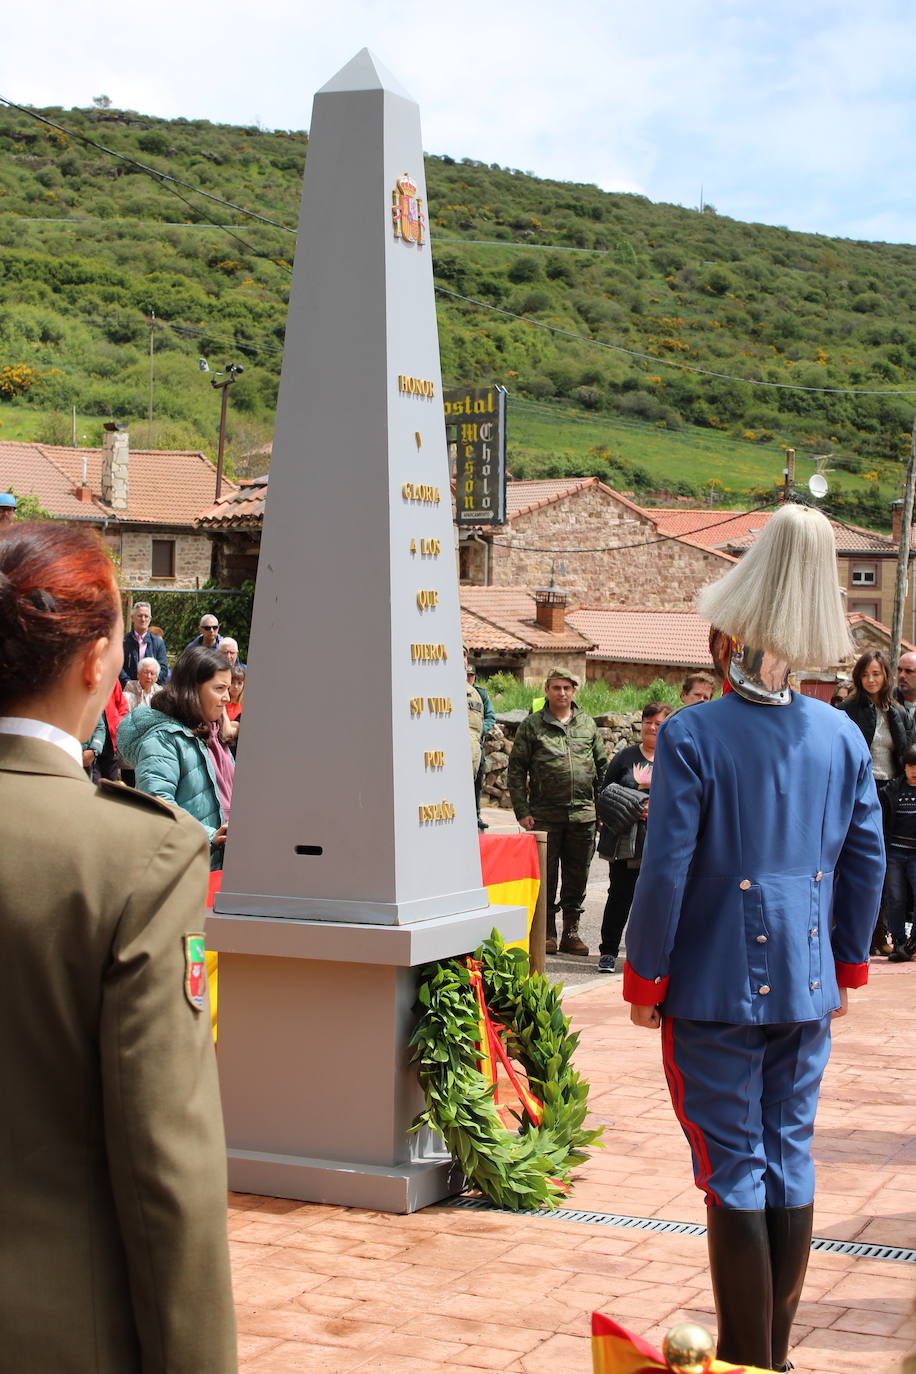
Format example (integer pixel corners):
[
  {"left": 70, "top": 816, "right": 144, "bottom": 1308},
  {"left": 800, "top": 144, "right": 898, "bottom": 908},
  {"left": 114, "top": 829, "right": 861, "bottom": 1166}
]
[
  {"left": 782, "top": 447, "right": 796, "bottom": 502},
  {"left": 890, "top": 414, "right": 916, "bottom": 670},
  {"left": 200, "top": 361, "right": 244, "bottom": 500},
  {"left": 147, "top": 310, "right": 156, "bottom": 444}
]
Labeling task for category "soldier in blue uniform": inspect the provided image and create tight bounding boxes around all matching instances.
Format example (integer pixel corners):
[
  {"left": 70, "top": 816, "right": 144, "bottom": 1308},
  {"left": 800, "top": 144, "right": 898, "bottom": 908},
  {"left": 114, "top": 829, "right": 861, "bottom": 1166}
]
[{"left": 623, "top": 504, "right": 884, "bottom": 1371}]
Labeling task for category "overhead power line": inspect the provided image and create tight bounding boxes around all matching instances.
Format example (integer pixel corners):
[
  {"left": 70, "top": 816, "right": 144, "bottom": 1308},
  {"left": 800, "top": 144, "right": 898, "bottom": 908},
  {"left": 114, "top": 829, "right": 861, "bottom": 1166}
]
[
  {"left": 0, "top": 97, "right": 297, "bottom": 233},
  {"left": 482, "top": 501, "right": 779, "bottom": 554},
  {"left": 0, "top": 96, "right": 294, "bottom": 271},
  {"left": 434, "top": 286, "right": 916, "bottom": 397},
  {"left": 4, "top": 97, "right": 915, "bottom": 401}
]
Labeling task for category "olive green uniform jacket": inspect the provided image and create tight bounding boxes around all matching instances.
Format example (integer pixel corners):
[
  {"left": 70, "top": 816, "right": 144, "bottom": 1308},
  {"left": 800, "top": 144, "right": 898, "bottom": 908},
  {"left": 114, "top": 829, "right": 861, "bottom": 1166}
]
[
  {"left": 467, "top": 683, "right": 484, "bottom": 777},
  {"left": 507, "top": 703, "right": 608, "bottom": 824},
  {"left": 0, "top": 734, "right": 237, "bottom": 1374}
]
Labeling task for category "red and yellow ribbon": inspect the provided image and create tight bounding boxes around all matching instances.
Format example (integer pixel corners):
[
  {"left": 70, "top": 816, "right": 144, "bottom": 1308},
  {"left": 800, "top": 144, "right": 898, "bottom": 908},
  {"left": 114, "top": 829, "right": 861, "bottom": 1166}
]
[{"left": 466, "top": 956, "right": 543, "bottom": 1129}]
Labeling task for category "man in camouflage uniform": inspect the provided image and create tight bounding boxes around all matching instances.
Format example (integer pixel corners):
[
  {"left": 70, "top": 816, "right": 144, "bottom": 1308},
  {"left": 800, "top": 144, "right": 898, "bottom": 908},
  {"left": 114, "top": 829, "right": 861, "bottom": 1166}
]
[{"left": 508, "top": 669, "right": 607, "bottom": 955}]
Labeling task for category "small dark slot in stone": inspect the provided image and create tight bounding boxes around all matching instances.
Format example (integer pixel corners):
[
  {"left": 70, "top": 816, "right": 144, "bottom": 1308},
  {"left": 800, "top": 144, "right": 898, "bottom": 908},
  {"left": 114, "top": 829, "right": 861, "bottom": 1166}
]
[{"left": 294, "top": 845, "right": 323, "bottom": 856}]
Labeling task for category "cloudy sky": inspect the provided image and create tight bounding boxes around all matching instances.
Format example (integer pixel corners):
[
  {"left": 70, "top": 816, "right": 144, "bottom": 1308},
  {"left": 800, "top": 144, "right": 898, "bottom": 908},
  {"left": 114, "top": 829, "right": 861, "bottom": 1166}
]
[{"left": 5, "top": 0, "right": 914, "bottom": 243}]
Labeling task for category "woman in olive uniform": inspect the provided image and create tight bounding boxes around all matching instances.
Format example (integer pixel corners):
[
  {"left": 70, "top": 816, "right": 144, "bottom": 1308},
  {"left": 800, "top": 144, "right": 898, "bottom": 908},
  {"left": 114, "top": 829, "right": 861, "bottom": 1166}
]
[{"left": 0, "top": 524, "right": 236, "bottom": 1373}]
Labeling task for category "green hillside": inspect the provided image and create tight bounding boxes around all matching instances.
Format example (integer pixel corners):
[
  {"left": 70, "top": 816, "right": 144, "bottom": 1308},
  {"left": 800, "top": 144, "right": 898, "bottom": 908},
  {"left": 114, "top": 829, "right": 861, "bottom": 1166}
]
[{"left": 1, "top": 100, "right": 914, "bottom": 528}]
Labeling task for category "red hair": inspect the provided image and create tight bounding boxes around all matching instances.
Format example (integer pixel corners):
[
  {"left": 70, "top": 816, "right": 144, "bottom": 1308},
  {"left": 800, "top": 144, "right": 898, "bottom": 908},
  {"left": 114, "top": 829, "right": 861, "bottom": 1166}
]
[{"left": 0, "top": 523, "right": 119, "bottom": 711}]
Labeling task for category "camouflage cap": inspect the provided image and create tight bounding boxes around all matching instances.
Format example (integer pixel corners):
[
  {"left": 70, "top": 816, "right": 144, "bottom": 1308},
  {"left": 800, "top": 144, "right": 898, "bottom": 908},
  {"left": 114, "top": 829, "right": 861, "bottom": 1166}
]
[{"left": 544, "top": 666, "right": 579, "bottom": 687}]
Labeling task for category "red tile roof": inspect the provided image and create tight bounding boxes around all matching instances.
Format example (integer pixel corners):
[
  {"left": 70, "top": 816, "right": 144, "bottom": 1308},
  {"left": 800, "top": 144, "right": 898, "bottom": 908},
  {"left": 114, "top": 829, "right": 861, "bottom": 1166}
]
[
  {"left": 505, "top": 477, "right": 593, "bottom": 520},
  {"left": 847, "top": 612, "right": 916, "bottom": 652},
  {"left": 197, "top": 476, "right": 268, "bottom": 528},
  {"left": 643, "top": 506, "right": 897, "bottom": 554},
  {"left": 565, "top": 606, "right": 915, "bottom": 668},
  {"left": 459, "top": 586, "right": 596, "bottom": 652},
  {"left": 566, "top": 607, "right": 713, "bottom": 667},
  {"left": 504, "top": 476, "right": 651, "bottom": 524},
  {"left": 460, "top": 609, "right": 528, "bottom": 654},
  {"left": 0, "top": 439, "right": 234, "bottom": 527}
]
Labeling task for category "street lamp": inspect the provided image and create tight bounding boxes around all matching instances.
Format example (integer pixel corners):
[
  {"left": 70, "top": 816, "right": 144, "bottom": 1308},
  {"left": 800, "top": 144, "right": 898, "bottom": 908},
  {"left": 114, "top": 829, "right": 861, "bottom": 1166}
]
[{"left": 199, "top": 359, "right": 244, "bottom": 500}]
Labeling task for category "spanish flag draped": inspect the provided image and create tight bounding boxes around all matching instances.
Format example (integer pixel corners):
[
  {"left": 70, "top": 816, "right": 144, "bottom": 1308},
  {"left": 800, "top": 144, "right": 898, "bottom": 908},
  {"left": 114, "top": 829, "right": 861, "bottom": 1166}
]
[
  {"left": 478, "top": 832, "right": 540, "bottom": 953},
  {"left": 205, "top": 871, "right": 221, "bottom": 1043},
  {"left": 591, "top": 1314, "right": 771, "bottom": 1374}
]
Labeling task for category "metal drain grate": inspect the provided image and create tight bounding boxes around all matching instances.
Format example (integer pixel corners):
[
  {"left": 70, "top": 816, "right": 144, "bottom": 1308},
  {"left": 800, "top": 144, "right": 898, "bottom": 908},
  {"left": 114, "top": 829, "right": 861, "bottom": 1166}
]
[
  {"left": 441, "top": 1195, "right": 916, "bottom": 1263},
  {"left": 810, "top": 1236, "right": 916, "bottom": 1263}
]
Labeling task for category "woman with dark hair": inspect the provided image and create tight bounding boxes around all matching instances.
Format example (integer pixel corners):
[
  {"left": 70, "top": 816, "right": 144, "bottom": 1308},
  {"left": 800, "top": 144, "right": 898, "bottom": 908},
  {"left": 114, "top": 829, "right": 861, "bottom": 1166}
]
[
  {"left": 0, "top": 524, "right": 236, "bottom": 1372},
  {"left": 841, "top": 650, "right": 912, "bottom": 785},
  {"left": 841, "top": 651, "right": 914, "bottom": 954},
  {"left": 880, "top": 742, "right": 916, "bottom": 961},
  {"left": 118, "top": 645, "right": 233, "bottom": 869},
  {"left": 596, "top": 701, "right": 673, "bottom": 973}
]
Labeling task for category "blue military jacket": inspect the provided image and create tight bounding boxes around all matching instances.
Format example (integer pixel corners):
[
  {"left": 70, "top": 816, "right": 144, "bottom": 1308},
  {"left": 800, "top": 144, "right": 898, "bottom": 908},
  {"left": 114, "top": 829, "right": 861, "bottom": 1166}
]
[{"left": 624, "top": 690, "right": 884, "bottom": 1024}]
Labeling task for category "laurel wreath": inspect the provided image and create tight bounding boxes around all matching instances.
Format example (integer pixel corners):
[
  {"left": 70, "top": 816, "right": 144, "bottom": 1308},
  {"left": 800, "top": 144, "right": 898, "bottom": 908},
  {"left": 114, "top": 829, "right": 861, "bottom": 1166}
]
[{"left": 409, "top": 931, "right": 603, "bottom": 1211}]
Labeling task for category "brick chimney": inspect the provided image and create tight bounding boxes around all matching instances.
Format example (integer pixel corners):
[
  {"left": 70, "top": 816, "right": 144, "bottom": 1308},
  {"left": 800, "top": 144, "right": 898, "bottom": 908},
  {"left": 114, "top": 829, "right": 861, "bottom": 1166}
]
[
  {"left": 72, "top": 451, "right": 92, "bottom": 502},
  {"left": 101, "top": 424, "right": 129, "bottom": 510},
  {"left": 534, "top": 586, "right": 568, "bottom": 634},
  {"left": 892, "top": 500, "right": 903, "bottom": 544}
]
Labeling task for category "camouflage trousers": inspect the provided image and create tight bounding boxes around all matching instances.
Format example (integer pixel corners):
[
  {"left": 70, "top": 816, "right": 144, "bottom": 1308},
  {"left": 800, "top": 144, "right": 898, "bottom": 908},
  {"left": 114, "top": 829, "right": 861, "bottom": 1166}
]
[{"left": 535, "top": 818, "right": 596, "bottom": 919}]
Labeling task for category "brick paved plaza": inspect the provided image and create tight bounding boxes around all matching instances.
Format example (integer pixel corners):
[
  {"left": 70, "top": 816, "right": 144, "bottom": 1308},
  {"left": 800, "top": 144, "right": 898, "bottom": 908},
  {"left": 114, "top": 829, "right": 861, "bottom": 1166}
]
[{"left": 227, "top": 922, "right": 916, "bottom": 1373}]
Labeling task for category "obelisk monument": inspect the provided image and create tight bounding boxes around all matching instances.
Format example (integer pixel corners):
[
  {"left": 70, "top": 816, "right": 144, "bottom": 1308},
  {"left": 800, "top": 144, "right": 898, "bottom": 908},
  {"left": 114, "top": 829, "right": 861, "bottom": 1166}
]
[{"left": 205, "top": 50, "right": 526, "bottom": 1212}]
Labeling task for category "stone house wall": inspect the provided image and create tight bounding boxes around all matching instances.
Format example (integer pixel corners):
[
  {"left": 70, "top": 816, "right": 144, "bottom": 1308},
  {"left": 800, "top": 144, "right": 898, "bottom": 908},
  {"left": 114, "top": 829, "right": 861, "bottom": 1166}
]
[
  {"left": 119, "top": 529, "right": 213, "bottom": 590},
  {"left": 468, "top": 486, "right": 729, "bottom": 608},
  {"left": 586, "top": 659, "right": 695, "bottom": 690},
  {"left": 524, "top": 649, "right": 590, "bottom": 687}
]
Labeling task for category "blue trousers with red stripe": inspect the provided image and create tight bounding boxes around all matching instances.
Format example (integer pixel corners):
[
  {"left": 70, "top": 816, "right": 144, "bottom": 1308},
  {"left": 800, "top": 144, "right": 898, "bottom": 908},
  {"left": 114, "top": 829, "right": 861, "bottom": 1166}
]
[{"left": 661, "top": 1015, "right": 832, "bottom": 1209}]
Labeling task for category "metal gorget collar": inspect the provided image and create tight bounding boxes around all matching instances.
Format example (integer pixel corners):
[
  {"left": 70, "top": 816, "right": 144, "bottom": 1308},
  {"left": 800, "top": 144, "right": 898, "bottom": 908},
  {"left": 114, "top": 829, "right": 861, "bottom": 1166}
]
[{"left": 726, "top": 639, "right": 792, "bottom": 706}]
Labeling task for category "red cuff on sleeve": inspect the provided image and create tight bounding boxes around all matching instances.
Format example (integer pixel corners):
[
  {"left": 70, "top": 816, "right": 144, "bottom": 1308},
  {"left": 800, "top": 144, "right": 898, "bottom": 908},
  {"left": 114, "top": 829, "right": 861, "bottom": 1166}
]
[
  {"left": 623, "top": 961, "right": 670, "bottom": 1005},
  {"left": 835, "top": 960, "right": 869, "bottom": 989}
]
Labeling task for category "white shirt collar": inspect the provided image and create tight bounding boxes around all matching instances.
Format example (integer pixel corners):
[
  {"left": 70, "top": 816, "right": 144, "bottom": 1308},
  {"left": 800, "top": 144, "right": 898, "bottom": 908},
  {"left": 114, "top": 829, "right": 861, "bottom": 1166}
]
[{"left": 0, "top": 716, "right": 83, "bottom": 767}]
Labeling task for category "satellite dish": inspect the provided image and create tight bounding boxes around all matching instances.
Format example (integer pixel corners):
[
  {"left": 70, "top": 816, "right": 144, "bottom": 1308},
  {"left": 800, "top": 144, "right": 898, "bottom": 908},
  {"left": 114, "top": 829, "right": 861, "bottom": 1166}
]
[{"left": 808, "top": 473, "right": 829, "bottom": 499}]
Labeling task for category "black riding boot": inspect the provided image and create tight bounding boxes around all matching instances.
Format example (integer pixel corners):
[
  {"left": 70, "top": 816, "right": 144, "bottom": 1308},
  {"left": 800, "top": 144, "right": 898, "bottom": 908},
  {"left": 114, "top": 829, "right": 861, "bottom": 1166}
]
[
  {"left": 767, "top": 1203, "right": 814, "bottom": 1371},
  {"left": 706, "top": 1207, "right": 773, "bottom": 1370}
]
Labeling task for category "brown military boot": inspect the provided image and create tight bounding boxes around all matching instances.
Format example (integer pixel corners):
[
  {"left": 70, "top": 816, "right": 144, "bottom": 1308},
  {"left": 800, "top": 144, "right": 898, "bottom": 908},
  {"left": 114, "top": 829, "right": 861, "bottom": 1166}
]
[
  {"left": 545, "top": 913, "right": 557, "bottom": 955},
  {"left": 559, "top": 914, "right": 589, "bottom": 956}
]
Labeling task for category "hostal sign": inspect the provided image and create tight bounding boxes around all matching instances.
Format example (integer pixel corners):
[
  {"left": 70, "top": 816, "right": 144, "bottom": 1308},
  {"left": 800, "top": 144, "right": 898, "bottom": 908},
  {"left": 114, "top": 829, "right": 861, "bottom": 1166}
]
[{"left": 445, "top": 385, "right": 508, "bottom": 526}]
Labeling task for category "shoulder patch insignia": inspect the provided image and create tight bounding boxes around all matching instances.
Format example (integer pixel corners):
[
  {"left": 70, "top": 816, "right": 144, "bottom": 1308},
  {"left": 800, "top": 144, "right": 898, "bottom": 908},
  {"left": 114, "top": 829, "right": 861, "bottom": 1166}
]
[{"left": 184, "top": 933, "right": 207, "bottom": 1012}]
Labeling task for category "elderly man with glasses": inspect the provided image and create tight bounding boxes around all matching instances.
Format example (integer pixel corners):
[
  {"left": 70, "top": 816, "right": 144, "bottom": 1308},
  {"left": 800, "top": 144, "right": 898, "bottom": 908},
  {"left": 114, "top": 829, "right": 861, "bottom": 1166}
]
[
  {"left": 185, "top": 615, "right": 222, "bottom": 651},
  {"left": 120, "top": 602, "right": 169, "bottom": 685}
]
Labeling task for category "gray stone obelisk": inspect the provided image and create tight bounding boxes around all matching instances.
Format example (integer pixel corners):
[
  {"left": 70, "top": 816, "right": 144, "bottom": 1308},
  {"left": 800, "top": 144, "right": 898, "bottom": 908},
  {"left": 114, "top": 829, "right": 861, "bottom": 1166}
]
[{"left": 205, "top": 49, "right": 526, "bottom": 1212}]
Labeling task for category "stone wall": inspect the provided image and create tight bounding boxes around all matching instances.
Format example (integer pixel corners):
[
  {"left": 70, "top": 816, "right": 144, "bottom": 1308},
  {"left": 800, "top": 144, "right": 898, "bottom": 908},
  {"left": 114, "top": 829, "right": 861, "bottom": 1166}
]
[
  {"left": 119, "top": 530, "right": 213, "bottom": 590},
  {"left": 480, "top": 485, "right": 729, "bottom": 608},
  {"left": 482, "top": 709, "right": 644, "bottom": 810},
  {"left": 586, "top": 659, "right": 693, "bottom": 689},
  {"left": 525, "top": 649, "right": 590, "bottom": 686}
]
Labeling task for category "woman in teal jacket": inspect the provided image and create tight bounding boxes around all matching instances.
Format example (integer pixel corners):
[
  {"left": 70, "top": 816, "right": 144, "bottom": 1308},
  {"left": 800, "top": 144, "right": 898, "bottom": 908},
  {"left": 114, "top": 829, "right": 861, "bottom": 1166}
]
[{"left": 118, "top": 646, "right": 233, "bottom": 868}]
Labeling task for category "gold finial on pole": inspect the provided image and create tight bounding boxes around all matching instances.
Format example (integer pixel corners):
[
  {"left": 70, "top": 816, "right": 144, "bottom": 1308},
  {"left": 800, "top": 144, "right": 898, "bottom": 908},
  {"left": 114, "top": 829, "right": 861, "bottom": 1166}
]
[{"left": 662, "top": 1322, "right": 715, "bottom": 1374}]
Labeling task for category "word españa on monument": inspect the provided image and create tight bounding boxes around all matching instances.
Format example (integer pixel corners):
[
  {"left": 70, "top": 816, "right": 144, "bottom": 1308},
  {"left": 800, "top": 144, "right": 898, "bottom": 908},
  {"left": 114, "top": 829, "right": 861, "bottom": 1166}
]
[{"left": 418, "top": 800, "right": 456, "bottom": 824}]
